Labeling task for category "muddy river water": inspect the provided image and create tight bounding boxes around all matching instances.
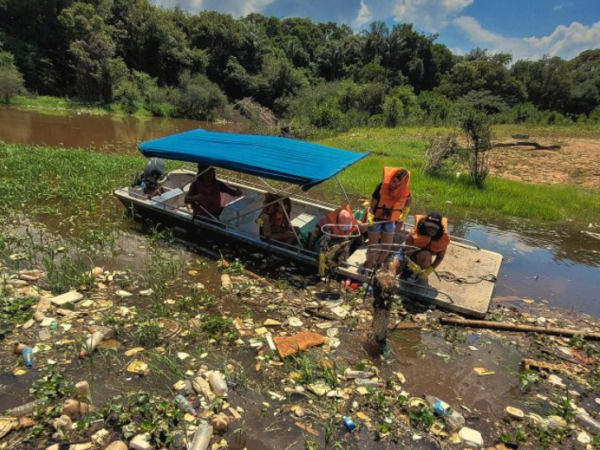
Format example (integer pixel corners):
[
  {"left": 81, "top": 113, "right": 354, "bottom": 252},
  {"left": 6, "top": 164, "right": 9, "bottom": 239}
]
[{"left": 1, "top": 107, "right": 599, "bottom": 319}]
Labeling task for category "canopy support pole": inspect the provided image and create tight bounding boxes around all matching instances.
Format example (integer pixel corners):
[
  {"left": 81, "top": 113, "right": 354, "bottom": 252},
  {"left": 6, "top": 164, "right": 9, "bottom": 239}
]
[
  {"left": 335, "top": 176, "right": 352, "bottom": 207},
  {"left": 278, "top": 199, "right": 304, "bottom": 248}
]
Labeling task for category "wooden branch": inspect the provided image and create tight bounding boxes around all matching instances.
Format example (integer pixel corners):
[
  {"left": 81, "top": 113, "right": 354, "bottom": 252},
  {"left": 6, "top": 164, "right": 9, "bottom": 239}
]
[
  {"left": 494, "top": 141, "right": 561, "bottom": 150},
  {"left": 387, "top": 322, "right": 422, "bottom": 331},
  {"left": 440, "top": 317, "right": 600, "bottom": 341},
  {"left": 305, "top": 307, "right": 337, "bottom": 321}
]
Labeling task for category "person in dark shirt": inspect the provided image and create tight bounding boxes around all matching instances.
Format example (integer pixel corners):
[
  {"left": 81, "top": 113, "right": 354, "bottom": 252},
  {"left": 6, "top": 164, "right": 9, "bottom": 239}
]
[{"left": 184, "top": 164, "right": 242, "bottom": 219}]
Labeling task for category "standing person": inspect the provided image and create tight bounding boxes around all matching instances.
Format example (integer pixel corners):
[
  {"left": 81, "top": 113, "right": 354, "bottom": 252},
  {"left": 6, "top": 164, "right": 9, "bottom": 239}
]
[
  {"left": 184, "top": 164, "right": 242, "bottom": 219},
  {"left": 405, "top": 211, "right": 449, "bottom": 280},
  {"left": 364, "top": 167, "right": 411, "bottom": 270}
]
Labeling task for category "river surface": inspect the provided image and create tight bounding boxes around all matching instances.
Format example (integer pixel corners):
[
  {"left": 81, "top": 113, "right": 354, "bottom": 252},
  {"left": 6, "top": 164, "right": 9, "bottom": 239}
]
[
  {"left": 0, "top": 106, "right": 245, "bottom": 152},
  {"left": 1, "top": 107, "right": 599, "bottom": 318}
]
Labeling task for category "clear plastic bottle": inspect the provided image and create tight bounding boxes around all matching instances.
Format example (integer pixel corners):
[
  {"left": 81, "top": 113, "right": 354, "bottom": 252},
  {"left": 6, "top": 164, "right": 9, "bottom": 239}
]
[
  {"left": 444, "top": 410, "right": 465, "bottom": 431},
  {"left": 207, "top": 371, "right": 228, "bottom": 397},
  {"left": 8, "top": 398, "right": 46, "bottom": 417},
  {"left": 190, "top": 422, "right": 213, "bottom": 450},
  {"left": 344, "top": 368, "right": 375, "bottom": 379},
  {"left": 79, "top": 331, "right": 104, "bottom": 358},
  {"left": 354, "top": 378, "right": 383, "bottom": 387}
]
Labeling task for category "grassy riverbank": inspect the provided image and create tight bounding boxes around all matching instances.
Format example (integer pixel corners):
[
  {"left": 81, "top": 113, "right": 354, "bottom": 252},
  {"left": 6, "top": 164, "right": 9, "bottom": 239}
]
[
  {"left": 1, "top": 139, "right": 600, "bottom": 230},
  {"left": 10, "top": 95, "right": 166, "bottom": 118},
  {"left": 319, "top": 128, "right": 600, "bottom": 224}
]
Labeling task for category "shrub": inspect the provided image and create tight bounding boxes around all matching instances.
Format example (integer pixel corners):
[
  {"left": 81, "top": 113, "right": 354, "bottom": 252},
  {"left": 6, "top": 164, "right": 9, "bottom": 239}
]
[
  {"left": 382, "top": 96, "right": 403, "bottom": 127},
  {"left": 460, "top": 108, "right": 492, "bottom": 189},
  {"left": 0, "top": 51, "right": 25, "bottom": 103},
  {"left": 171, "top": 72, "right": 228, "bottom": 120}
]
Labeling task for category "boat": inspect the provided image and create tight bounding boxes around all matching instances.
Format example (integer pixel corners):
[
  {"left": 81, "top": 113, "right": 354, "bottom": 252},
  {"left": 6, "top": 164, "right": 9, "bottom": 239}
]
[{"left": 114, "top": 130, "right": 502, "bottom": 318}]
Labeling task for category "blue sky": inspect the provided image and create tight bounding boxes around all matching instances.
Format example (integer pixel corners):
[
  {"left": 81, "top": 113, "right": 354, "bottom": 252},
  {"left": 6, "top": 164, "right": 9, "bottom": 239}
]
[{"left": 151, "top": 0, "right": 600, "bottom": 60}]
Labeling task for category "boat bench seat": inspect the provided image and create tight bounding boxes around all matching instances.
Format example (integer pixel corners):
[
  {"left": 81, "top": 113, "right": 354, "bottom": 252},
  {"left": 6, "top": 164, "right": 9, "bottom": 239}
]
[{"left": 291, "top": 213, "right": 317, "bottom": 230}]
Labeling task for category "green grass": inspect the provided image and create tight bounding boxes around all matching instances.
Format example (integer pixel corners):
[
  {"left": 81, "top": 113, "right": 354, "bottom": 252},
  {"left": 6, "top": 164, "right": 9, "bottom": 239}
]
[
  {"left": 314, "top": 127, "right": 600, "bottom": 225},
  {"left": 11, "top": 95, "right": 113, "bottom": 116},
  {"left": 10, "top": 95, "right": 162, "bottom": 118},
  {"left": 1, "top": 134, "right": 599, "bottom": 236}
]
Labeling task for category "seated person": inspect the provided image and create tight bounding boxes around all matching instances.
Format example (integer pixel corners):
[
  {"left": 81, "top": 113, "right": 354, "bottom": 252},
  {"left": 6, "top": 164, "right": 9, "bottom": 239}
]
[
  {"left": 403, "top": 211, "right": 450, "bottom": 281},
  {"left": 135, "top": 158, "right": 166, "bottom": 198},
  {"left": 307, "top": 204, "right": 364, "bottom": 252},
  {"left": 257, "top": 193, "right": 298, "bottom": 245},
  {"left": 184, "top": 164, "right": 242, "bottom": 219}
]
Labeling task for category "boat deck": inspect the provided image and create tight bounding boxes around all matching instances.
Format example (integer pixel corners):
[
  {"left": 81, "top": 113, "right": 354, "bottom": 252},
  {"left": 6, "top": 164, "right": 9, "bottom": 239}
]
[{"left": 337, "top": 242, "right": 503, "bottom": 318}]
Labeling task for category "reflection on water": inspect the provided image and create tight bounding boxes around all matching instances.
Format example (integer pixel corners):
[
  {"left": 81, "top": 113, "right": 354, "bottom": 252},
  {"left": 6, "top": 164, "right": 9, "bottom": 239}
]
[
  {"left": 455, "top": 220, "right": 600, "bottom": 317},
  {"left": 0, "top": 107, "right": 246, "bottom": 152}
]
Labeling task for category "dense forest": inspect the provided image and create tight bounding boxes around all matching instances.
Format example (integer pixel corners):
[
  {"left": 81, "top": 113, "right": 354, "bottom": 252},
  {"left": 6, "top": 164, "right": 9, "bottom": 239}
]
[{"left": 0, "top": 0, "right": 599, "bottom": 131}]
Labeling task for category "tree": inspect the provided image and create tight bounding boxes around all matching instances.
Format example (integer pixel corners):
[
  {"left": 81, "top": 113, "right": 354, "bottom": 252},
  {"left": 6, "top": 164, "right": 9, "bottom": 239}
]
[
  {"left": 255, "top": 55, "right": 306, "bottom": 110},
  {"left": 568, "top": 49, "right": 600, "bottom": 115},
  {"left": 59, "top": 1, "right": 116, "bottom": 101},
  {"left": 512, "top": 56, "right": 572, "bottom": 112},
  {"left": 171, "top": 71, "right": 227, "bottom": 120},
  {"left": 438, "top": 51, "right": 526, "bottom": 106},
  {"left": 0, "top": 50, "right": 25, "bottom": 103}
]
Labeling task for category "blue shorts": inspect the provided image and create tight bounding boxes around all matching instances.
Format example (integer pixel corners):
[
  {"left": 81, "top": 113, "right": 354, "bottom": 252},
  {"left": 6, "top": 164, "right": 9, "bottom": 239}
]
[{"left": 368, "top": 221, "right": 395, "bottom": 234}]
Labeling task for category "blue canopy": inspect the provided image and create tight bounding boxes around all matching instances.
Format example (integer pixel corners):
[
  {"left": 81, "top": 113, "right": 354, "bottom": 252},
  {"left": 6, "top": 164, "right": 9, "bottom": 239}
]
[{"left": 138, "top": 130, "right": 368, "bottom": 191}]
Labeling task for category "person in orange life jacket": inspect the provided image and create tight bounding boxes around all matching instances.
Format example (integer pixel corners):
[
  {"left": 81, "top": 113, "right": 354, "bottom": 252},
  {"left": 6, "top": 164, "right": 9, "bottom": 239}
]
[
  {"left": 256, "top": 193, "right": 298, "bottom": 245},
  {"left": 307, "top": 205, "right": 364, "bottom": 252},
  {"left": 363, "top": 167, "right": 412, "bottom": 270},
  {"left": 405, "top": 211, "right": 450, "bottom": 280},
  {"left": 184, "top": 164, "right": 242, "bottom": 218}
]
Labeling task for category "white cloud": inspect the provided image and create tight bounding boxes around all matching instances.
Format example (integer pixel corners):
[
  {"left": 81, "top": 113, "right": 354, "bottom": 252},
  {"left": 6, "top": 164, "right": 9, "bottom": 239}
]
[
  {"left": 454, "top": 15, "right": 600, "bottom": 60},
  {"left": 391, "top": 0, "right": 474, "bottom": 32},
  {"left": 553, "top": 2, "right": 574, "bottom": 12},
  {"left": 353, "top": 0, "right": 373, "bottom": 28}
]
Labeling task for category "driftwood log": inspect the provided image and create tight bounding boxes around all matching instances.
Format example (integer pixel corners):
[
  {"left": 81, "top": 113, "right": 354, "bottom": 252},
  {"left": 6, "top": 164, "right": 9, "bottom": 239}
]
[
  {"left": 494, "top": 141, "right": 561, "bottom": 150},
  {"left": 440, "top": 317, "right": 600, "bottom": 341}
]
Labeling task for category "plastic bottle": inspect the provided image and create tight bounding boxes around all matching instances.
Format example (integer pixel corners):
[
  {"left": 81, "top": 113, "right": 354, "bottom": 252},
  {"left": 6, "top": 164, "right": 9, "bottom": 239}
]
[
  {"left": 444, "top": 410, "right": 465, "bottom": 431},
  {"left": 8, "top": 398, "right": 46, "bottom": 417},
  {"left": 174, "top": 394, "right": 196, "bottom": 416},
  {"left": 190, "top": 422, "right": 213, "bottom": 450},
  {"left": 21, "top": 346, "right": 33, "bottom": 367},
  {"left": 575, "top": 408, "right": 600, "bottom": 434},
  {"left": 171, "top": 430, "right": 187, "bottom": 450},
  {"left": 425, "top": 395, "right": 450, "bottom": 416},
  {"left": 344, "top": 368, "right": 375, "bottom": 379},
  {"left": 207, "top": 371, "right": 228, "bottom": 397},
  {"left": 342, "top": 416, "right": 356, "bottom": 432},
  {"left": 192, "top": 376, "right": 216, "bottom": 402},
  {"left": 79, "top": 331, "right": 104, "bottom": 358},
  {"left": 354, "top": 378, "right": 383, "bottom": 387},
  {"left": 221, "top": 274, "right": 233, "bottom": 290}
]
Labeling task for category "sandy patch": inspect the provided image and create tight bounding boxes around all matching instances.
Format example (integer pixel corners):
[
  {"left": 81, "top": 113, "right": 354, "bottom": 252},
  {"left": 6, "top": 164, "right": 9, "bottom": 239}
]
[{"left": 488, "top": 137, "right": 600, "bottom": 189}]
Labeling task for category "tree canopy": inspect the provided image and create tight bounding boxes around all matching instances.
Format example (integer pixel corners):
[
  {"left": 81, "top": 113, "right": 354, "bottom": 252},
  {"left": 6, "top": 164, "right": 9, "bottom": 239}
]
[{"left": 0, "top": 0, "right": 598, "bottom": 126}]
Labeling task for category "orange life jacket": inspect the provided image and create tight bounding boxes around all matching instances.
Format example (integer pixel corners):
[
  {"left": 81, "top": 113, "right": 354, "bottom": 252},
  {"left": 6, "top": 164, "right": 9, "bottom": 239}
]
[
  {"left": 410, "top": 214, "right": 450, "bottom": 255},
  {"left": 373, "top": 167, "right": 410, "bottom": 222},
  {"left": 324, "top": 205, "right": 358, "bottom": 236}
]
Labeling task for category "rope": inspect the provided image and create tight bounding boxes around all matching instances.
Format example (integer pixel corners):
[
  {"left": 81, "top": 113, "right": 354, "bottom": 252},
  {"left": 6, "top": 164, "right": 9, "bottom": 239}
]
[{"left": 436, "top": 271, "right": 497, "bottom": 284}]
